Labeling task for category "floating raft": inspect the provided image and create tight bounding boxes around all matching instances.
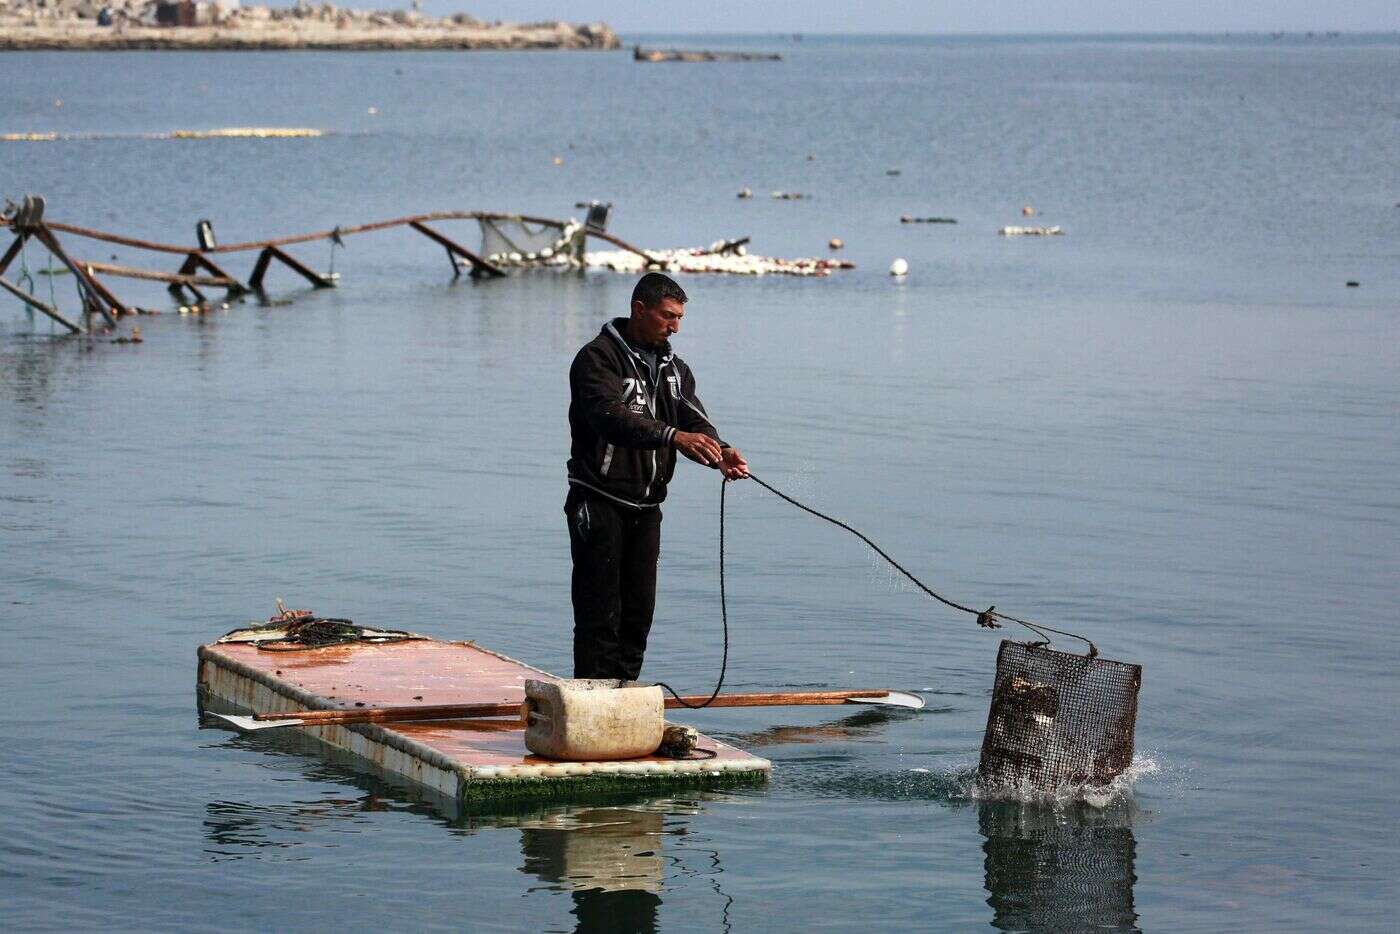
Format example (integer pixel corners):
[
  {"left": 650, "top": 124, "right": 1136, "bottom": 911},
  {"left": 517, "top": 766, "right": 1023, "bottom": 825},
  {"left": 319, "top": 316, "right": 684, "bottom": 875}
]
[{"left": 196, "top": 635, "right": 771, "bottom": 803}]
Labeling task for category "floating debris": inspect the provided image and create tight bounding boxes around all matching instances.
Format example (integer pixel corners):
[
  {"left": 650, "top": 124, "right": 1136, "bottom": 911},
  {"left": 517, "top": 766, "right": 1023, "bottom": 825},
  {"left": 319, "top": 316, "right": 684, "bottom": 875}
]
[
  {"left": 885, "top": 169, "right": 901, "bottom": 176},
  {"left": 586, "top": 247, "right": 852, "bottom": 277},
  {"left": 3, "top": 127, "right": 325, "bottom": 142},
  {"left": 1346, "top": 280, "right": 1359, "bottom": 287},
  {"left": 901, "top": 215, "right": 957, "bottom": 224},
  {"left": 704, "top": 237, "right": 750, "bottom": 255},
  {"left": 169, "top": 127, "right": 325, "bottom": 139},
  {"left": 771, "top": 191, "right": 809, "bottom": 200},
  {"left": 634, "top": 45, "right": 780, "bottom": 63},
  {"left": 999, "top": 225, "right": 1063, "bottom": 237}
]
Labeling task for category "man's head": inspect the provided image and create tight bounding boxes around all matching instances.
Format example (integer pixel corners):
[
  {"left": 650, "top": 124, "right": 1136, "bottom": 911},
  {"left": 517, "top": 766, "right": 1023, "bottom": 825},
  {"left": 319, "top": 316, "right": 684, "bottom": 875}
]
[{"left": 628, "top": 272, "right": 687, "bottom": 348}]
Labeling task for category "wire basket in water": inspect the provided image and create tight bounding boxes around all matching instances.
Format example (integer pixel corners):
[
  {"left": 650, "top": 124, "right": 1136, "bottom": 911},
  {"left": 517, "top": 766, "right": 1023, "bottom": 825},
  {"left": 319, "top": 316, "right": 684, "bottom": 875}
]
[{"left": 977, "top": 640, "right": 1141, "bottom": 793}]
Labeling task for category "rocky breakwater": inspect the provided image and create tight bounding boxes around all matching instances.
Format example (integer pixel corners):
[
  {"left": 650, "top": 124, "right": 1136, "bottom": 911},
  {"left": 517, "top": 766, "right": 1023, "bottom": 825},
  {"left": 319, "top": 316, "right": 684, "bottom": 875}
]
[{"left": 0, "top": 0, "right": 620, "bottom": 51}]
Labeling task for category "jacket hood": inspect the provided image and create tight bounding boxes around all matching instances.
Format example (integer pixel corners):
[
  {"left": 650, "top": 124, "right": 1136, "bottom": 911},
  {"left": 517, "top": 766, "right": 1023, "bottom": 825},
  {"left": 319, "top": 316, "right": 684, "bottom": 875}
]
[{"left": 604, "top": 318, "right": 673, "bottom": 361}]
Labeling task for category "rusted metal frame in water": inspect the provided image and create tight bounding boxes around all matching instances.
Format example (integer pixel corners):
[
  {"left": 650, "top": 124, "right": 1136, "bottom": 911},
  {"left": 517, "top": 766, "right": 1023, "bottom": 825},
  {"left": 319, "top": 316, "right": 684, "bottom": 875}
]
[
  {"left": 76, "top": 268, "right": 130, "bottom": 321},
  {"left": 82, "top": 260, "right": 236, "bottom": 289},
  {"left": 0, "top": 273, "right": 83, "bottom": 333},
  {"left": 173, "top": 253, "right": 247, "bottom": 299},
  {"left": 17, "top": 209, "right": 646, "bottom": 271},
  {"left": 33, "top": 211, "right": 579, "bottom": 259},
  {"left": 23, "top": 211, "right": 490, "bottom": 256},
  {"left": 408, "top": 221, "right": 504, "bottom": 279},
  {"left": 0, "top": 209, "right": 660, "bottom": 331},
  {"left": 248, "top": 245, "right": 336, "bottom": 291},
  {"left": 0, "top": 230, "right": 28, "bottom": 277},
  {"left": 3, "top": 227, "right": 96, "bottom": 332},
  {"left": 29, "top": 224, "right": 120, "bottom": 325},
  {"left": 583, "top": 228, "right": 660, "bottom": 266}
]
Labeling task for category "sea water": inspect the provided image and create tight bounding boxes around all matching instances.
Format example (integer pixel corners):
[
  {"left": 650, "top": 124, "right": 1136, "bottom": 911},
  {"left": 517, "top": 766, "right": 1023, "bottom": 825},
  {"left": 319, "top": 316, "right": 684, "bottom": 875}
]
[{"left": 2, "top": 34, "right": 1398, "bottom": 931}]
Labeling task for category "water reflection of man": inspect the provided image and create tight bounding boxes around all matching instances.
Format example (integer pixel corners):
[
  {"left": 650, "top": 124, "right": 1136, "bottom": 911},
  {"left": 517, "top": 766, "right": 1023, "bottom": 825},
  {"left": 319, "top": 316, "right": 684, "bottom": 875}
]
[{"left": 979, "top": 801, "right": 1139, "bottom": 932}]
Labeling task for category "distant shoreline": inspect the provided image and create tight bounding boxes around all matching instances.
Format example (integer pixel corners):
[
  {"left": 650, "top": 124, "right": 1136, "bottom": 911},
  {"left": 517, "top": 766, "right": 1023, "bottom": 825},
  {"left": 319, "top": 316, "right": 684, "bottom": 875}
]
[{"left": 0, "top": 16, "right": 619, "bottom": 52}]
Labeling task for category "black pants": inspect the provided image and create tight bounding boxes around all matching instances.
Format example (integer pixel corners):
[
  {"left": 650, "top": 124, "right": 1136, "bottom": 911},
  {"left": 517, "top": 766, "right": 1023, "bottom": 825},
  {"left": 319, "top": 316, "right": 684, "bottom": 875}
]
[{"left": 565, "top": 487, "right": 662, "bottom": 680}]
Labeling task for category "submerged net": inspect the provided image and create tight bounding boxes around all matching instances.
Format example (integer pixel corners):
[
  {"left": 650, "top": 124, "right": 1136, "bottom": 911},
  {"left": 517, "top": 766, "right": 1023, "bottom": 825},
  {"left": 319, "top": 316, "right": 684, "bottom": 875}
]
[
  {"left": 478, "top": 215, "right": 585, "bottom": 268},
  {"left": 977, "top": 641, "right": 1141, "bottom": 794}
]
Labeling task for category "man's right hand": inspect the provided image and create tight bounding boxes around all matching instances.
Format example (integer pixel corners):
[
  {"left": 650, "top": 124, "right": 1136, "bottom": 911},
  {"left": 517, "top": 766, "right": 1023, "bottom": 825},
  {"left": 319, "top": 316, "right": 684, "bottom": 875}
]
[{"left": 673, "top": 430, "right": 723, "bottom": 467}]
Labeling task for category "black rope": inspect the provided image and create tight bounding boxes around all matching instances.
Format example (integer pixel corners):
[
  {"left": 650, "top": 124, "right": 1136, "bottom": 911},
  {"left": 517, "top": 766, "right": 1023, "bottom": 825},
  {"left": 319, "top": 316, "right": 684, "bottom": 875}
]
[
  {"left": 653, "top": 469, "right": 1098, "bottom": 709},
  {"left": 220, "top": 616, "right": 420, "bottom": 651},
  {"left": 653, "top": 479, "right": 731, "bottom": 708},
  {"left": 745, "top": 472, "right": 1097, "bottom": 657}
]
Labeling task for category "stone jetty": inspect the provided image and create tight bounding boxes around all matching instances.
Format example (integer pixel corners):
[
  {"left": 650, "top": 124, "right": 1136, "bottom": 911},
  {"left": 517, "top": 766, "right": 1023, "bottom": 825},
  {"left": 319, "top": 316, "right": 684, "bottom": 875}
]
[{"left": 0, "top": 1, "right": 620, "bottom": 51}]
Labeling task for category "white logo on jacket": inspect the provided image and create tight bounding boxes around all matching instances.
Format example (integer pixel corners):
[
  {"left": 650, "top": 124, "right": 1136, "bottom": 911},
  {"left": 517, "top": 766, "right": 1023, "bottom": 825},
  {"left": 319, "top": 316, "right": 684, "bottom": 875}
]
[{"left": 622, "top": 378, "right": 648, "bottom": 412}]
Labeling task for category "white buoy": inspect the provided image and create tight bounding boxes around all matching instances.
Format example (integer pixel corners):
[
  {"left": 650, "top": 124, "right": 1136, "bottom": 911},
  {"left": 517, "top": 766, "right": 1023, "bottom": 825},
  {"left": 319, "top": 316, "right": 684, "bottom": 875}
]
[{"left": 889, "top": 258, "right": 909, "bottom": 277}]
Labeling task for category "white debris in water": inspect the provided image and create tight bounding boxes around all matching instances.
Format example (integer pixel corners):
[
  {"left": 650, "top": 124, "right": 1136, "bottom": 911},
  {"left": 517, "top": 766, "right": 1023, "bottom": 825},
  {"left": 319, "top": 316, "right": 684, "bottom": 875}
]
[
  {"left": 584, "top": 248, "right": 853, "bottom": 277},
  {"left": 999, "top": 225, "right": 1063, "bottom": 236}
]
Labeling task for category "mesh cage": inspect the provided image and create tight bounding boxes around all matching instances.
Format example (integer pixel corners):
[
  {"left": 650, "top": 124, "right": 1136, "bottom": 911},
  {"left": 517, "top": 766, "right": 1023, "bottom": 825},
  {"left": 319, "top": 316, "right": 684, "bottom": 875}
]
[
  {"left": 478, "top": 216, "right": 584, "bottom": 267},
  {"left": 978, "top": 641, "right": 1141, "bottom": 793}
]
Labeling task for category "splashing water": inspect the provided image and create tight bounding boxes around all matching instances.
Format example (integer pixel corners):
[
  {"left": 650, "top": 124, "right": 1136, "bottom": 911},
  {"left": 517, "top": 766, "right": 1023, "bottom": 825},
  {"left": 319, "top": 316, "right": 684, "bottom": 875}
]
[{"left": 973, "top": 754, "right": 1159, "bottom": 809}]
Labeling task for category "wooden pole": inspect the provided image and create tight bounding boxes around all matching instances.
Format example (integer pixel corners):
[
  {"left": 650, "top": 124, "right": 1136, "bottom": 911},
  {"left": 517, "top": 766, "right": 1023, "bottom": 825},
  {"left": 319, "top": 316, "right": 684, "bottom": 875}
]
[
  {"left": 258, "top": 702, "right": 522, "bottom": 725},
  {"left": 248, "top": 248, "right": 274, "bottom": 291},
  {"left": 248, "top": 245, "right": 335, "bottom": 290},
  {"left": 37, "top": 210, "right": 491, "bottom": 256},
  {"left": 251, "top": 689, "right": 892, "bottom": 727},
  {"left": 80, "top": 268, "right": 131, "bottom": 318},
  {"left": 0, "top": 274, "right": 83, "bottom": 334},
  {"left": 82, "top": 260, "right": 235, "bottom": 289},
  {"left": 182, "top": 252, "right": 246, "bottom": 294},
  {"left": 668, "top": 690, "right": 888, "bottom": 709},
  {"left": 409, "top": 221, "right": 504, "bottom": 279},
  {"left": 30, "top": 211, "right": 562, "bottom": 258},
  {"left": 0, "top": 231, "right": 27, "bottom": 277},
  {"left": 584, "top": 229, "right": 660, "bottom": 266},
  {"left": 30, "top": 225, "right": 119, "bottom": 326}
]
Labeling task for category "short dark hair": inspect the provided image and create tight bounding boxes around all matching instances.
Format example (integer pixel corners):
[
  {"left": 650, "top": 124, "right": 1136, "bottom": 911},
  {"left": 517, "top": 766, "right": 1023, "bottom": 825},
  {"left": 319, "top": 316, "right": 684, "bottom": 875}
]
[{"left": 631, "top": 272, "right": 687, "bottom": 309}]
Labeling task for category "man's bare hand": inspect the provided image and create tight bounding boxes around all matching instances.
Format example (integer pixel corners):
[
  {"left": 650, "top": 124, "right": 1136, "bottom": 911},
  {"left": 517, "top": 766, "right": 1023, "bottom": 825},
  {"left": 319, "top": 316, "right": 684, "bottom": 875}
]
[
  {"left": 674, "top": 431, "right": 723, "bottom": 467},
  {"left": 719, "top": 446, "right": 749, "bottom": 480}
]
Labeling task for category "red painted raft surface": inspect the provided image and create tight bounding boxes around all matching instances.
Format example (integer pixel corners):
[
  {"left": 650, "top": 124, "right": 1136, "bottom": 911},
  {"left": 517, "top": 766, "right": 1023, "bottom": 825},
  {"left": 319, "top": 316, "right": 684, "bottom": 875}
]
[{"left": 197, "top": 637, "right": 771, "bottom": 801}]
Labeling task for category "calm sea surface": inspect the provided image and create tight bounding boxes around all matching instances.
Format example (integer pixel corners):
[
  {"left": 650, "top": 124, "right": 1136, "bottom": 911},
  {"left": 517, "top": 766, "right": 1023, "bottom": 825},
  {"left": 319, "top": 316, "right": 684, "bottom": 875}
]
[{"left": 2, "top": 34, "right": 1398, "bottom": 932}]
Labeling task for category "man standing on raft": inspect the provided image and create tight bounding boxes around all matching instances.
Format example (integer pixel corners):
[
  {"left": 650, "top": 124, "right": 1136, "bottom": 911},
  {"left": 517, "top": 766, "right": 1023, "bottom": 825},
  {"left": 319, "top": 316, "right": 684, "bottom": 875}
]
[{"left": 566, "top": 272, "right": 748, "bottom": 680}]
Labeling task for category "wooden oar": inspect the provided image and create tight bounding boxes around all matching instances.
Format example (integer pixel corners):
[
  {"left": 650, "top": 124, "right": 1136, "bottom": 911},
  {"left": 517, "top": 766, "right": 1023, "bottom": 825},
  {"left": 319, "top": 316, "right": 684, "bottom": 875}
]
[{"left": 209, "top": 688, "right": 923, "bottom": 732}]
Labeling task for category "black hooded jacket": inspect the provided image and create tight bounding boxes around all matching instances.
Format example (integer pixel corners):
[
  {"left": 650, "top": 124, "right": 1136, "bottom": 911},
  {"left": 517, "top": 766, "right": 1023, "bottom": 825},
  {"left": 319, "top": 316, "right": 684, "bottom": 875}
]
[{"left": 567, "top": 318, "right": 725, "bottom": 508}]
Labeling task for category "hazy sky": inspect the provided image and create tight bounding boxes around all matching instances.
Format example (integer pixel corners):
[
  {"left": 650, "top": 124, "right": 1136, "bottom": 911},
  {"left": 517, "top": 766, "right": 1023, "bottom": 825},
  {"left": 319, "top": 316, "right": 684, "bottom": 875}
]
[{"left": 425, "top": 2, "right": 1397, "bottom": 34}]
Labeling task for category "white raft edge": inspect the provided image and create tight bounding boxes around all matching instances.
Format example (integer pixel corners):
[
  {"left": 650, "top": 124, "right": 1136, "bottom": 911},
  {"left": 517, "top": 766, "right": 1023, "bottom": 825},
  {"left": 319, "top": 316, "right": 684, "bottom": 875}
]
[{"left": 197, "top": 647, "right": 771, "bottom": 800}]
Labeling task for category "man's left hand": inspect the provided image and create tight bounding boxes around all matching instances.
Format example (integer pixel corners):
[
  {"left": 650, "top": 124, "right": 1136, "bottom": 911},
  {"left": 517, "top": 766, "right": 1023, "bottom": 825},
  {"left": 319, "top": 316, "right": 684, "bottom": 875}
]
[{"left": 719, "top": 447, "right": 749, "bottom": 481}]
